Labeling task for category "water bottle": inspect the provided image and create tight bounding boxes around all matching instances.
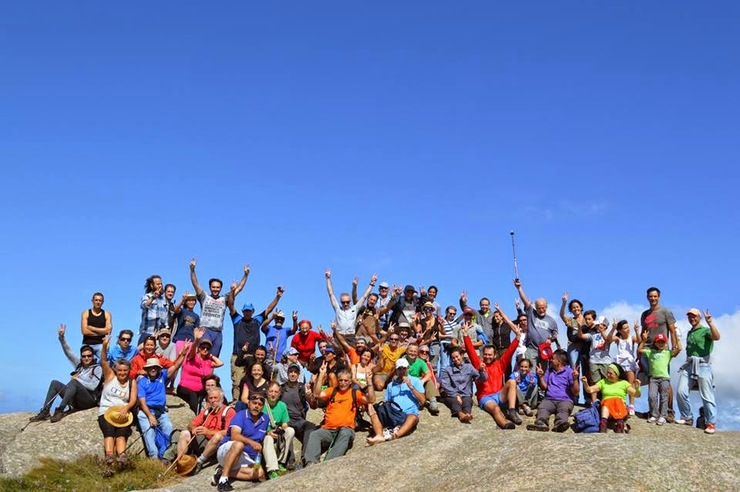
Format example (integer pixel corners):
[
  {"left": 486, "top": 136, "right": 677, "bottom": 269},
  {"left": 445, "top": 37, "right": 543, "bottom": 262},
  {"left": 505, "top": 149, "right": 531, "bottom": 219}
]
[{"left": 253, "top": 453, "right": 262, "bottom": 470}]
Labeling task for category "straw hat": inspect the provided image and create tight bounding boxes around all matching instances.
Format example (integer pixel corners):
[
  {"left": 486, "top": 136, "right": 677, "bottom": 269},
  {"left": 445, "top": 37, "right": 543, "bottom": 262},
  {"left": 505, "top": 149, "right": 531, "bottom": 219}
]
[
  {"left": 175, "top": 454, "right": 198, "bottom": 476},
  {"left": 103, "top": 405, "right": 134, "bottom": 428}
]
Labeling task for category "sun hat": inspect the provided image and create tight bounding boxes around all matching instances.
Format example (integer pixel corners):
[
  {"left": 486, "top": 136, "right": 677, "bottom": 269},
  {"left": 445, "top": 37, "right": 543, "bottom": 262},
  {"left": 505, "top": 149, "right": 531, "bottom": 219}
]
[
  {"left": 104, "top": 405, "right": 134, "bottom": 428},
  {"left": 175, "top": 454, "right": 198, "bottom": 476}
]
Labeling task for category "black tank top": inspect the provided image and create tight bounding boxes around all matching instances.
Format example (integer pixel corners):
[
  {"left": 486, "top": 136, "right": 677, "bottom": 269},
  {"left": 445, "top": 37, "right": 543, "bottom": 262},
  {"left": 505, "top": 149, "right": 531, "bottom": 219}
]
[{"left": 83, "top": 309, "right": 106, "bottom": 345}]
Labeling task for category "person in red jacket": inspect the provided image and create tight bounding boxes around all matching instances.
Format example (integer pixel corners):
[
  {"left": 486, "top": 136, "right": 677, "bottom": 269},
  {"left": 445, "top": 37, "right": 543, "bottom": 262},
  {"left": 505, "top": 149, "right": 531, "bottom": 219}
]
[
  {"left": 464, "top": 303, "right": 522, "bottom": 429},
  {"left": 129, "top": 335, "right": 175, "bottom": 380},
  {"left": 290, "top": 320, "right": 328, "bottom": 366}
]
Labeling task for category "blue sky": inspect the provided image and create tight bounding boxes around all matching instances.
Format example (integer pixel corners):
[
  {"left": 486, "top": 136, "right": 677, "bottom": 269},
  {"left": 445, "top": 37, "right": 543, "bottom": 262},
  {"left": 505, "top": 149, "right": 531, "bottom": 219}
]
[{"left": 2, "top": 2, "right": 738, "bottom": 428}]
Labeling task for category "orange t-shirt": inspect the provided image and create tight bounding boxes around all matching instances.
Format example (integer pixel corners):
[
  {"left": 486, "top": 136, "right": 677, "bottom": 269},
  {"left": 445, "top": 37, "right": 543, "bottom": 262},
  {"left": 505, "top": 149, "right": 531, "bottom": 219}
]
[{"left": 319, "top": 388, "right": 367, "bottom": 429}]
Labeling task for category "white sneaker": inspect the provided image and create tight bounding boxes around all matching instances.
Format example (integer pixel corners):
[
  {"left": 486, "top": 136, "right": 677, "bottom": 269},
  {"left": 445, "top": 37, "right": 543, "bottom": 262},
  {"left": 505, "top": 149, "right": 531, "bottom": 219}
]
[
  {"left": 657, "top": 417, "right": 666, "bottom": 426},
  {"left": 675, "top": 417, "right": 693, "bottom": 426},
  {"left": 382, "top": 428, "right": 393, "bottom": 441},
  {"left": 647, "top": 416, "right": 657, "bottom": 424},
  {"left": 628, "top": 405, "right": 635, "bottom": 416}
]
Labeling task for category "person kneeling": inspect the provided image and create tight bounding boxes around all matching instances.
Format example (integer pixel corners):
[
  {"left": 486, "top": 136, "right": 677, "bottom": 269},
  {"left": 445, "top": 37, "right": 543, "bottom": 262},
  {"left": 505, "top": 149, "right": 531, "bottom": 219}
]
[{"left": 366, "top": 358, "right": 424, "bottom": 445}]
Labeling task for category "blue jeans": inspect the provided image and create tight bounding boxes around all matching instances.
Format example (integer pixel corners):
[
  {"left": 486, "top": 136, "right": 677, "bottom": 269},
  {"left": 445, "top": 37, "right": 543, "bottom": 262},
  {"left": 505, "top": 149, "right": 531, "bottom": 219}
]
[
  {"left": 677, "top": 362, "right": 716, "bottom": 425},
  {"left": 137, "top": 408, "right": 173, "bottom": 458},
  {"left": 204, "top": 329, "right": 223, "bottom": 358}
]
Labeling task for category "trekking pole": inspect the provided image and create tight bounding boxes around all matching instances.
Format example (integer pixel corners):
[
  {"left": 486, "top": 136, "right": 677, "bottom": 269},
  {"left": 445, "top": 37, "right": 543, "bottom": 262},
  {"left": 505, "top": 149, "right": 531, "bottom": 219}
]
[
  {"left": 162, "top": 434, "right": 197, "bottom": 476},
  {"left": 510, "top": 230, "right": 519, "bottom": 279}
]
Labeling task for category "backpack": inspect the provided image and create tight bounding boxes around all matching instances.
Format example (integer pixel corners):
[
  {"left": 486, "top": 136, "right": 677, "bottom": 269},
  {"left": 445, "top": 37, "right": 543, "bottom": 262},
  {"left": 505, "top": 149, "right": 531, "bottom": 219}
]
[
  {"left": 328, "top": 386, "right": 359, "bottom": 411},
  {"left": 573, "top": 400, "right": 601, "bottom": 433}
]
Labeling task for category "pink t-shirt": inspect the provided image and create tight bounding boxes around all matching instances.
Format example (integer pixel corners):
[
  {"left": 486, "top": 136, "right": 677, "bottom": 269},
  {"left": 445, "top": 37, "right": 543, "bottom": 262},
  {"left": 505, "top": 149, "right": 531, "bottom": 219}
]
[{"left": 179, "top": 355, "right": 213, "bottom": 392}]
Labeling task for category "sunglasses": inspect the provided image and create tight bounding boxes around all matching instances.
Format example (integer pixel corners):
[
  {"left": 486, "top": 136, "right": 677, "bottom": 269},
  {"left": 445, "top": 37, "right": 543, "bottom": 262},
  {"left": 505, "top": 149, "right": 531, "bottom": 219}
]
[
  {"left": 81, "top": 354, "right": 94, "bottom": 359},
  {"left": 419, "top": 350, "right": 430, "bottom": 354},
  {"left": 423, "top": 308, "right": 434, "bottom": 312},
  {"left": 389, "top": 337, "right": 399, "bottom": 341},
  {"left": 119, "top": 337, "right": 132, "bottom": 342}
]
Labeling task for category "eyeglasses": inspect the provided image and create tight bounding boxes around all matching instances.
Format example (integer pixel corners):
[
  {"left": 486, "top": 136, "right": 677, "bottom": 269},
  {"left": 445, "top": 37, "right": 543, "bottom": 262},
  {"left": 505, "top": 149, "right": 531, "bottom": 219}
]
[
  {"left": 423, "top": 308, "right": 434, "bottom": 313},
  {"left": 447, "top": 312, "right": 456, "bottom": 316},
  {"left": 199, "top": 345, "right": 210, "bottom": 350},
  {"left": 338, "top": 379, "right": 351, "bottom": 383},
  {"left": 81, "top": 354, "right": 94, "bottom": 359},
  {"left": 249, "top": 397, "right": 266, "bottom": 404},
  {"left": 389, "top": 337, "right": 399, "bottom": 341},
  {"left": 120, "top": 337, "right": 132, "bottom": 342}
]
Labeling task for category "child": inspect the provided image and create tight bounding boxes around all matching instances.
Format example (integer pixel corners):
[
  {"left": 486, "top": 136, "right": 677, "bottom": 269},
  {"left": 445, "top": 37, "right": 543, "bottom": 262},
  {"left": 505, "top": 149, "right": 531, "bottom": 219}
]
[
  {"left": 582, "top": 363, "right": 641, "bottom": 433},
  {"left": 607, "top": 319, "right": 640, "bottom": 415},
  {"left": 576, "top": 312, "right": 612, "bottom": 405},
  {"left": 638, "top": 332, "right": 680, "bottom": 425},
  {"left": 510, "top": 358, "right": 538, "bottom": 416}
]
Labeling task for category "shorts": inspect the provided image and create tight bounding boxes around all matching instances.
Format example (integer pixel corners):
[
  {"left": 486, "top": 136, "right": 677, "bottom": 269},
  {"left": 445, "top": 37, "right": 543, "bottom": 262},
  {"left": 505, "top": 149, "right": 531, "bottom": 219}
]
[
  {"left": 217, "top": 441, "right": 257, "bottom": 471},
  {"left": 98, "top": 414, "right": 133, "bottom": 439},
  {"left": 590, "top": 363, "right": 609, "bottom": 383},
  {"left": 602, "top": 397, "right": 628, "bottom": 420},
  {"left": 478, "top": 392, "right": 502, "bottom": 409}
]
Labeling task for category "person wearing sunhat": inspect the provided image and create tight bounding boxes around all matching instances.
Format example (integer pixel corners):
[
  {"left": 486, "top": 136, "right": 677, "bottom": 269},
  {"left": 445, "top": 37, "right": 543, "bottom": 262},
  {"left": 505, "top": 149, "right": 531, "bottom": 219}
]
[
  {"left": 137, "top": 345, "right": 189, "bottom": 460},
  {"left": 98, "top": 335, "right": 138, "bottom": 477},
  {"left": 176, "top": 326, "right": 224, "bottom": 414}
]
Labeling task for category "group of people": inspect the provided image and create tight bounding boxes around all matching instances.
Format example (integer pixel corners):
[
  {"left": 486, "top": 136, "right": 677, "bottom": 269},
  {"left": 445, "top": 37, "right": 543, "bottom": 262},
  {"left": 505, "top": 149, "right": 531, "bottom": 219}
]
[{"left": 27, "top": 260, "right": 722, "bottom": 489}]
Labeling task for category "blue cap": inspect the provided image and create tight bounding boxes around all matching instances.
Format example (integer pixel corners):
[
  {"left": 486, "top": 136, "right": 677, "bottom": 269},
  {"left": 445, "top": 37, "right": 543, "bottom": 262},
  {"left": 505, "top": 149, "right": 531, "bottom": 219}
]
[
  {"left": 242, "top": 303, "right": 255, "bottom": 311},
  {"left": 324, "top": 346, "right": 335, "bottom": 353}
]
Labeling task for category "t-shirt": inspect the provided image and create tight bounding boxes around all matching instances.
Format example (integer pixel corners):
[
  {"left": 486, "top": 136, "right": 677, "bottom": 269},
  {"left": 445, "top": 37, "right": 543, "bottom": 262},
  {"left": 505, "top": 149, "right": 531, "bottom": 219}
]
[
  {"left": 525, "top": 305, "right": 559, "bottom": 349},
  {"left": 378, "top": 344, "right": 406, "bottom": 374},
  {"left": 406, "top": 357, "right": 429, "bottom": 378},
  {"left": 173, "top": 309, "right": 200, "bottom": 343},
  {"left": 543, "top": 366, "right": 575, "bottom": 402},
  {"left": 642, "top": 348, "right": 672, "bottom": 378},
  {"left": 197, "top": 292, "right": 227, "bottom": 331},
  {"left": 179, "top": 355, "right": 213, "bottom": 392},
  {"left": 321, "top": 388, "right": 363, "bottom": 429},
  {"left": 280, "top": 383, "right": 306, "bottom": 422},
  {"left": 641, "top": 306, "right": 676, "bottom": 345},
  {"left": 232, "top": 312, "right": 265, "bottom": 356},
  {"left": 263, "top": 400, "right": 289, "bottom": 430},
  {"left": 510, "top": 370, "right": 538, "bottom": 393},
  {"left": 137, "top": 370, "right": 169, "bottom": 409},
  {"left": 583, "top": 330, "right": 612, "bottom": 364},
  {"left": 597, "top": 378, "right": 631, "bottom": 402},
  {"left": 264, "top": 324, "right": 290, "bottom": 360},
  {"left": 220, "top": 410, "right": 269, "bottom": 459},
  {"left": 290, "top": 330, "right": 327, "bottom": 364},
  {"left": 686, "top": 325, "right": 714, "bottom": 358},
  {"left": 386, "top": 377, "right": 424, "bottom": 416}
]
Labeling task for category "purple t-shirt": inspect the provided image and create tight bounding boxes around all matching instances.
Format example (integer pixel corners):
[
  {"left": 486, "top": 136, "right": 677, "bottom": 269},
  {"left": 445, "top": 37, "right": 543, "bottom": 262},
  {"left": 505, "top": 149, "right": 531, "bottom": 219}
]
[{"left": 544, "top": 366, "right": 575, "bottom": 402}]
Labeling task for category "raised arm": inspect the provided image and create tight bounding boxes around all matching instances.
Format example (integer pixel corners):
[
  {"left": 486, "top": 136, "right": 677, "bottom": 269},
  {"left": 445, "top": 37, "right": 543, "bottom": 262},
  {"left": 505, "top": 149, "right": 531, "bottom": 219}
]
[
  {"left": 705, "top": 309, "right": 721, "bottom": 341},
  {"left": 459, "top": 290, "right": 468, "bottom": 310},
  {"left": 494, "top": 302, "right": 520, "bottom": 337},
  {"left": 351, "top": 277, "right": 359, "bottom": 304},
  {"left": 58, "top": 324, "right": 79, "bottom": 366},
  {"left": 189, "top": 258, "right": 204, "bottom": 297},
  {"left": 232, "top": 264, "right": 250, "bottom": 297},
  {"left": 325, "top": 269, "right": 338, "bottom": 309},
  {"left": 637, "top": 330, "right": 648, "bottom": 354},
  {"left": 289, "top": 311, "right": 299, "bottom": 336},
  {"left": 514, "top": 279, "right": 531, "bottom": 310},
  {"left": 226, "top": 282, "right": 238, "bottom": 316},
  {"left": 331, "top": 322, "right": 352, "bottom": 354},
  {"left": 262, "top": 286, "right": 284, "bottom": 320},
  {"left": 101, "top": 336, "right": 113, "bottom": 381},
  {"left": 559, "top": 292, "right": 572, "bottom": 325},
  {"left": 356, "top": 274, "right": 378, "bottom": 307}
]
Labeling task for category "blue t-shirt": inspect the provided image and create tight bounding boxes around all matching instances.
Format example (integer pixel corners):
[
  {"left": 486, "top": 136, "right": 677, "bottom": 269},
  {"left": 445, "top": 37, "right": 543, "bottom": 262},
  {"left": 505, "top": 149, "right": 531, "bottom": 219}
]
[
  {"left": 385, "top": 376, "right": 425, "bottom": 416},
  {"left": 173, "top": 308, "right": 200, "bottom": 343},
  {"left": 137, "top": 370, "right": 169, "bottom": 409},
  {"left": 264, "top": 324, "right": 290, "bottom": 360},
  {"left": 220, "top": 410, "right": 269, "bottom": 459},
  {"left": 510, "top": 370, "right": 538, "bottom": 393}
]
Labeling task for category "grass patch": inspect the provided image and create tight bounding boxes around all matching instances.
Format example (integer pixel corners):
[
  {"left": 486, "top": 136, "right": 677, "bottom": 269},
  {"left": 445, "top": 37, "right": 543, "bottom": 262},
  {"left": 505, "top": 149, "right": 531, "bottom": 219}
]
[{"left": 0, "top": 454, "right": 183, "bottom": 492}]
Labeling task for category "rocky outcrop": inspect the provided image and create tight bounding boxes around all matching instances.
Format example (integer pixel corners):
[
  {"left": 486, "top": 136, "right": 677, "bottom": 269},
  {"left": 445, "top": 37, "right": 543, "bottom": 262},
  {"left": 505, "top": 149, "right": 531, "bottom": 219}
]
[{"left": 3, "top": 399, "right": 739, "bottom": 491}]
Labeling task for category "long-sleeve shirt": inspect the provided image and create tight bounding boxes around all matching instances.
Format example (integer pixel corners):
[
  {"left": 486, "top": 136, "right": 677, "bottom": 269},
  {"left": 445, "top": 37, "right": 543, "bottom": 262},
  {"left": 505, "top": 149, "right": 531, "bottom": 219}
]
[
  {"left": 60, "top": 336, "right": 102, "bottom": 391},
  {"left": 439, "top": 362, "right": 486, "bottom": 398},
  {"left": 464, "top": 334, "right": 519, "bottom": 401}
]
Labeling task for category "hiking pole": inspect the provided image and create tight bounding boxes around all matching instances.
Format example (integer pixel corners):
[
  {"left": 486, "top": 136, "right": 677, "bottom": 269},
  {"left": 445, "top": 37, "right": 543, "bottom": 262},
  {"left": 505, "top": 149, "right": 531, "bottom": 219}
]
[
  {"left": 162, "top": 433, "right": 197, "bottom": 476},
  {"left": 510, "top": 230, "right": 519, "bottom": 279}
]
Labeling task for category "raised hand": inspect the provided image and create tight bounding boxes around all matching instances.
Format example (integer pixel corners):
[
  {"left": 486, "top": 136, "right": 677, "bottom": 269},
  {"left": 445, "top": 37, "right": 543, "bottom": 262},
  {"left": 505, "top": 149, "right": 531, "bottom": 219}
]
[
  {"left": 325, "top": 269, "right": 331, "bottom": 279},
  {"left": 514, "top": 278, "right": 522, "bottom": 288},
  {"left": 370, "top": 273, "right": 378, "bottom": 284},
  {"left": 102, "top": 335, "right": 110, "bottom": 350},
  {"left": 352, "top": 277, "right": 359, "bottom": 286},
  {"left": 292, "top": 310, "right": 298, "bottom": 321},
  {"left": 536, "top": 363, "right": 544, "bottom": 377},
  {"left": 562, "top": 292, "right": 569, "bottom": 303},
  {"left": 460, "top": 290, "right": 467, "bottom": 304},
  {"left": 194, "top": 326, "right": 206, "bottom": 340},
  {"left": 277, "top": 285, "right": 285, "bottom": 296},
  {"left": 189, "top": 258, "right": 197, "bottom": 271},
  {"left": 58, "top": 323, "right": 66, "bottom": 338},
  {"left": 704, "top": 309, "right": 713, "bottom": 323},
  {"left": 244, "top": 264, "right": 251, "bottom": 276}
]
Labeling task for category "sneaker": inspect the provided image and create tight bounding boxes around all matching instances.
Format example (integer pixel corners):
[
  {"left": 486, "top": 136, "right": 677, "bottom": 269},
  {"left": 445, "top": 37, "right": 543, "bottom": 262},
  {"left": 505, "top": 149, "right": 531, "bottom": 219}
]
[
  {"left": 217, "top": 479, "right": 234, "bottom": 492},
  {"left": 552, "top": 421, "right": 570, "bottom": 433},
  {"left": 675, "top": 417, "right": 693, "bottom": 426},
  {"left": 268, "top": 470, "right": 280, "bottom": 480},
  {"left": 521, "top": 404, "right": 534, "bottom": 417},
  {"left": 647, "top": 416, "right": 657, "bottom": 424},
  {"left": 428, "top": 400, "right": 440, "bottom": 416},
  {"left": 526, "top": 420, "right": 549, "bottom": 432},
  {"left": 628, "top": 405, "right": 635, "bottom": 416},
  {"left": 614, "top": 420, "right": 625, "bottom": 434},
  {"left": 657, "top": 417, "right": 666, "bottom": 426},
  {"left": 599, "top": 419, "right": 607, "bottom": 433},
  {"left": 29, "top": 410, "right": 51, "bottom": 422},
  {"left": 501, "top": 422, "right": 516, "bottom": 430},
  {"left": 50, "top": 409, "right": 66, "bottom": 423},
  {"left": 192, "top": 460, "right": 203, "bottom": 475},
  {"left": 507, "top": 409, "right": 523, "bottom": 425},
  {"left": 704, "top": 423, "right": 716, "bottom": 434},
  {"left": 278, "top": 464, "right": 287, "bottom": 475},
  {"left": 211, "top": 465, "right": 223, "bottom": 486},
  {"left": 382, "top": 428, "right": 393, "bottom": 440}
]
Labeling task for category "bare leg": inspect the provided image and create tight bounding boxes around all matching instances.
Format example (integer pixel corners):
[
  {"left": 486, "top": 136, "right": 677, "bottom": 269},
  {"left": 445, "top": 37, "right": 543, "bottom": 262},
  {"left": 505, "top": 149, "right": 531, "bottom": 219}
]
[
  {"left": 177, "top": 430, "right": 193, "bottom": 456},
  {"left": 483, "top": 401, "right": 511, "bottom": 428}
]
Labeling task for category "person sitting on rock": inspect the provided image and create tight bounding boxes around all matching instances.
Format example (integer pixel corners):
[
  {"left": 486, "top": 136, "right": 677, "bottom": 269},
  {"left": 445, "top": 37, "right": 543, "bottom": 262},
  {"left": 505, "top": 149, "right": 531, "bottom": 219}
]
[
  {"left": 582, "top": 363, "right": 641, "bottom": 433},
  {"left": 303, "top": 367, "right": 371, "bottom": 465},
  {"left": 463, "top": 303, "right": 522, "bottom": 430},
  {"left": 106, "top": 330, "right": 137, "bottom": 367},
  {"left": 212, "top": 393, "right": 269, "bottom": 491},
  {"left": 366, "top": 357, "right": 423, "bottom": 445},
  {"left": 372, "top": 324, "right": 406, "bottom": 391},
  {"left": 403, "top": 343, "right": 440, "bottom": 416},
  {"left": 98, "top": 336, "right": 138, "bottom": 477},
  {"left": 30, "top": 324, "right": 103, "bottom": 423},
  {"left": 262, "top": 382, "right": 295, "bottom": 479},
  {"left": 129, "top": 335, "right": 175, "bottom": 380},
  {"left": 280, "top": 363, "right": 317, "bottom": 469},
  {"left": 439, "top": 347, "right": 486, "bottom": 423},
  {"left": 527, "top": 349, "right": 580, "bottom": 432},
  {"left": 137, "top": 349, "right": 188, "bottom": 460},
  {"left": 510, "top": 357, "right": 538, "bottom": 416},
  {"left": 176, "top": 387, "right": 235, "bottom": 475}
]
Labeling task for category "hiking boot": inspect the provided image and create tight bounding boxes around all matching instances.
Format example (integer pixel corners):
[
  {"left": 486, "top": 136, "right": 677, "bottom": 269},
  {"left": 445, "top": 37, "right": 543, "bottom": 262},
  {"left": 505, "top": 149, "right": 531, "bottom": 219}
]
[
  {"left": 599, "top": 419, "right": 607, "bottom": 433},
  {"left": 29, "top": 409, "right": 51, "bottom": 422},
  {"left": 192, "top": 460, "right": 203, "bottom": 475},
  {"left": 50, "top": 409, "right": 66, "bottom": 423},
  {"left": 428, "top": 400, "right": 440, "bottom": 416},
  {"left": 521, "top": 403, "right": 534, "bottom": 417},
  {"left": 704, "top": 423, "right": 716, "bottom": 434},
  {"left": 628, "top": 404, "right": 635, "bottom": 416},
  {"left": 507, "top": 409, "right": 522, "bottom": 425},
  {"left": 614, "top": 420, "right": 625, "bottom": 434},
  {"left": 102, "top": 456, "right": 115, "bottom": 478},
  {"left": 268, "top": 470, "right": 280, "bottom": 480},
  {"left": 666, "top": 410, "right": 675, "bottom": 424},
  {"left": 211, "top": 465, "right": 223, "bottom": 486},
  {"left": 500, "top": 422, "right": 516, "bottom": 430},
  {"left": 115, "top": 452, "right": 131, "bottom": 471},
  {"left": 217, "top": 479, "right": 234, "bottom": 492},
  {"left": 552, "top": 421, "right": 570, "bottom": 433},
  {"left": 675, "top": 417, "right": 693, "bottom": 426},
  {"left": 647, "top": 416, "right": 657, "bottom": 424},
  {"left": 526, "top": 420, "right": 549, "bottom": 432}
]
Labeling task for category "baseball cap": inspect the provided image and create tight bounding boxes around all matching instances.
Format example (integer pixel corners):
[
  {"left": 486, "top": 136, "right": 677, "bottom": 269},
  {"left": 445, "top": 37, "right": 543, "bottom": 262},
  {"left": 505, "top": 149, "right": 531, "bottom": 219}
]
[
  {"left": 286, "top": 347, "right": 299, "bottom": 356},
  {"left": 403, "top": 284, "right": 416, "bottom": 292},
  {"left": 686, "top": 308, "right": 701, "bottom": 318},
  {"left": 379, "top": 282, "right": 390, "bottom": 289},
  {"left": 287, "top": 363, "right": 301, "bottom": 372},
  {"left": 654, "top": 333, "right": 667, "bottom": 343},
  {"left": 395, "top": 358, "right": 409, "bottom": 369},
  {"left": 241, "top": 303, "right": 255, "bottom": 311}
]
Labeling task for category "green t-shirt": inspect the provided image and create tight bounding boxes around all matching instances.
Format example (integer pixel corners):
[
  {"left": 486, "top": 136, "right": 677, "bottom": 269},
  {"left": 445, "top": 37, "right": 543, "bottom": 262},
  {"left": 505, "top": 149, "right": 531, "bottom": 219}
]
[
  {"left": 686, "top": 325, "right": 713, "bottom": 358},
  {"left": 597, "top": 378, "right": 631, "bottom": 402},
  {"left": 643, "top": 348, "right": 672, "bottom": 378},
  {"left": 263, "top": 400, "right": 289, "bottom": 430},
  {"left": 406, "top": 357, "right": 429, "bottom": 378}
]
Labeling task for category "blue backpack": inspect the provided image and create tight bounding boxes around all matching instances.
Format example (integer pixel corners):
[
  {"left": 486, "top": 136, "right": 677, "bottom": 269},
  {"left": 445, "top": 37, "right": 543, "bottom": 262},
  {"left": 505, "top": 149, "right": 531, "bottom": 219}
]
[{"left": 573, "top": 400, "right": 600, "bottom": 433}]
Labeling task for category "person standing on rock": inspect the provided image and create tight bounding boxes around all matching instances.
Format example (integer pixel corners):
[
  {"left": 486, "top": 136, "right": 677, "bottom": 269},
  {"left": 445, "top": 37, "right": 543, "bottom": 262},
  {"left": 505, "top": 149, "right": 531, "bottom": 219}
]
[
  {"left": 80, "top": 292, "right": 112, "bottom": 361},
  {"left": 29, "top": 324, "right": 103, "bottom": 423},
  {"left": 676, "top": 308, "right": 721, "bottom": 434},
  {"left": 514, "top": 278, "right": 560, "bottom": 367}
]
